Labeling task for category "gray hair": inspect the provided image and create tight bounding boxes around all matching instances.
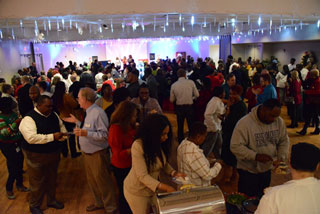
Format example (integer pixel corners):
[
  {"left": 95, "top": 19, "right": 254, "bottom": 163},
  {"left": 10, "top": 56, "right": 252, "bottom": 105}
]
[
  {"left": 21, "top": 75, "right": 31, "bottom": 83},
  {"left": 79, "top": 87, "right": 96, "bottom": 103}
]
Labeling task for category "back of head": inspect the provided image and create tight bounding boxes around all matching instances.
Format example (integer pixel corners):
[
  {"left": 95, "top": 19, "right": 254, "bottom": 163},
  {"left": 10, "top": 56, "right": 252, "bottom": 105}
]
[
  {"left": 100, "top": 83, "right": 112, "bottom": 98},
  {"left": 131, "top": 69, "right": 140, "bottom": 78},
  {"left": 189, "top": 122, "right": 207, "bottom": 138},
  {"left": 291, "top": 143, "right": 320, "bottom": 172},
  {"left": 0, "top": 97, "right": 13, "bottom": 113},
  {"left": 283, "top": 65, "right": 290, "bottom": 74},
  {"left": 252, "top": 73, "right": 261, "bottom": 86},
  {"left": 291, "top": 70, "right": 299, "bottom": 80},
  {"left": 296, "top": 64, "right": 303, "bottom": 70},
  {"left": 38, "top": 81, "right": 47, "bottom": 91},
  {"left": 113, "top": 87, "right": 130, "bottom": 105},
  {"left": 54, "top": 81, "right": 66, "bottom": 95},
  {"left": 144, "top": 67, "right": 152, "bottom": 77},
  {"left": 202, "top": 77, "right": 211, "bottom": 90},
  {"left": 230, "top": 85, "right": 243, "bottom": 96},
  {"left": 226, "top": 73, "right": 235, "bottom": 81},
  {"left": 21, "top": 75, "right": 30, "bottom": 84},
  {"left": 110, "top": 100, "right": 138, "bottom": 131},
  {"left": 1, "top": 84, "right": 12, "bottom": 94},
  {"left": 212, "top": 86, "right": 224, "bottom": 97},
  {"left": 256, "top": 64, "right": 263, "bottom": 73},
  {"left": 262, "top": 98, "right": 281, "bottom": 109},
  {"left": 260, "top": 73, "right": 271, "bottom": 83},
  {"left": 310, "top": 69, "right": 319, "bottom": 78},
  {"left": 177, "top": 68, "right": 186, "bottom": 78}
]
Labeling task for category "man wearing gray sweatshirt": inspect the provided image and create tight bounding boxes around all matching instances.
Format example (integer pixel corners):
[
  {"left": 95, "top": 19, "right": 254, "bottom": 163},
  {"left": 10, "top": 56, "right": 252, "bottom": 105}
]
[{"left": 230, "top": 99, "right": 289, "bottom": 197}]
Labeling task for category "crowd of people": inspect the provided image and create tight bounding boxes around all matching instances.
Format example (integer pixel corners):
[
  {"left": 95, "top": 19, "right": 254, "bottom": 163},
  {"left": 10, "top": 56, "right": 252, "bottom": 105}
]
[{"left": 0, "top": 53, "right": 319, "bottom": 214}]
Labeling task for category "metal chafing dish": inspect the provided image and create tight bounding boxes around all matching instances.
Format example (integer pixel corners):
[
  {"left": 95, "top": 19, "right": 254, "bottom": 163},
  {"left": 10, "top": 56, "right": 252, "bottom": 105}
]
[{"left": 155, "top": 185, "right": 226, "bottom": 214}]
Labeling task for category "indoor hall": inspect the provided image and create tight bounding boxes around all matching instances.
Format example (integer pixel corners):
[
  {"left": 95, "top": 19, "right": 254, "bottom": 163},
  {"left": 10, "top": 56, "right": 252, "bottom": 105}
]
[{"left": 0, "top": 0, "right": 320, "bottom": 214}]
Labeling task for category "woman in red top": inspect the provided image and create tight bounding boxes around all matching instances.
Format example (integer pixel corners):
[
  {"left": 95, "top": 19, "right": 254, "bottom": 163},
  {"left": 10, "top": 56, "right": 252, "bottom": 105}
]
[
  {"left": 297, "top": 69, "right": 320, "bottom": 135},
  {"left": 246, "top": 74, "right": 263, "bottom": 112},
  {"left": 287, "top": 70, "right": 302, "bottom": 128},
  {"left": 109, "top": 100, "right": 138, "bottom": 214}
]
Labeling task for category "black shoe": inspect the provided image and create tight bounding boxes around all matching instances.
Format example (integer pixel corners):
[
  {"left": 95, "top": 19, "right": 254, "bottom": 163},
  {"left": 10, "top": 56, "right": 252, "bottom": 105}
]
[
  {"left": 310, "top": 128, "right": 320, "bottom": 135},
  {"left": 30, "top": 207, "right": 43, "bottom": 214},
  {"left": 71, "top": 152, "right": 82, "bottom": 158},
  {"left": 17, "top": 185, "right": 30, "bottom": 192},
  {"left": 297, "top": 130, "right": 307, "bottom": 136},
  {"left": 47, "top": 201, "right": 64, "bottom": 209}
]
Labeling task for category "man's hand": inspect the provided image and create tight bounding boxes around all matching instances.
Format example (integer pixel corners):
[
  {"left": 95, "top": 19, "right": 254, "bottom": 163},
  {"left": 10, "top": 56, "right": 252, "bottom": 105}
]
[
  {"left": 62, "top": 114, "right": 79, "bottom": 124},
  {"left": 173, "top": 172, "right": 187, "bottom": 178},
  {"left": 165, "top": 185, "right": 176, "bottom": 193},
  {"left": 148, "top": 109, "right": 158, "bottom": 114},
  {"left": 73, "top": 127, "right": 88, "bottom": 137},
  {"left": 157, "top": 183, "right": 176, "bottom": 193},
  {"left": 255, "top": 154, "right": 273, "bottom": 163},
  {"left": 252, "top": 88, "right": 261, "bottom": 95},
  {"left": 273, "top": 160, "right": 281, "bottom": 169},
  {"left": 217, "top": 114, "right": 225, "bottom": 121},
  {"left": 53, "top": 132, "right": 64, "bottom": 141}
]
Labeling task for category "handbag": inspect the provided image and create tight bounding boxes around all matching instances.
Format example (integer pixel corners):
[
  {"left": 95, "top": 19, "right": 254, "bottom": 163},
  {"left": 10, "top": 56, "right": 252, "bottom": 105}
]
[{"left": 284, "top": 96, "right": 295, "bottom": 104}]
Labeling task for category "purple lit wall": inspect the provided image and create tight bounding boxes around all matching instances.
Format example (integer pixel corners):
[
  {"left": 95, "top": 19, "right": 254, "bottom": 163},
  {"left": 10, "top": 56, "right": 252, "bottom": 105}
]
[{"left": 34, "top": 42, "right": 107, "bottom": 72}]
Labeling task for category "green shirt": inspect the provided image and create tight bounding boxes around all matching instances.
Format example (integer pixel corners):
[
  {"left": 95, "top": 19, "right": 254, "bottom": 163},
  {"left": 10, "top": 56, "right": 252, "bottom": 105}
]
[{"left": 0, "top": 112, "right": 22, "bottom": 143}]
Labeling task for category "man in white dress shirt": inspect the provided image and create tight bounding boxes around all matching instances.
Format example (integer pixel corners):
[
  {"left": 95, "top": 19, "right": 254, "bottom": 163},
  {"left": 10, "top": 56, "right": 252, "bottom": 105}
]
[
  {"left": 255, "top": 142, "right": 320, "bottom": 214},
  {"left": 170, "top": 68, "right": 199, "bottom": 143},
  {"left": 202, "top": 86, "right": 225, "bottom": 158},
  {"left": 19, "top": 95, "right": 66, "bottom": 214}
]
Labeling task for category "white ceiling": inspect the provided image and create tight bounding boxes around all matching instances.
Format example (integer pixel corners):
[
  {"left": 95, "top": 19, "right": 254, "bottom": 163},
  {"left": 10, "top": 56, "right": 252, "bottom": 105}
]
[
  {"left": 0, "top": 13, "right": 319, "bottom": 42},
  {"left": 0, "top": 0, "right": 319, "bottom": 42}
]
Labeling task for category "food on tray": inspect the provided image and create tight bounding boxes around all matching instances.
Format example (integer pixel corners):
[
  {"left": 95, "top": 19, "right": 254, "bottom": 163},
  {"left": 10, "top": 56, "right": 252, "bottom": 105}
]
[
  {"left": 226, "top": 193, "right": 247, "bottom": 205},
  {"left": 275, "top": 162, "right": 289, "bottom": 174},
  {"left": 180, "top": 184, "right": 195, "bottom": 191}
]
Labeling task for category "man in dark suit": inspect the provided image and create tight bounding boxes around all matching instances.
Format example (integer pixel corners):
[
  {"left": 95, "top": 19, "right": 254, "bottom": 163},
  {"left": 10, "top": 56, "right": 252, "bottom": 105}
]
[{"left": 18, "top": 76, "right": 34, "bottom": 117}]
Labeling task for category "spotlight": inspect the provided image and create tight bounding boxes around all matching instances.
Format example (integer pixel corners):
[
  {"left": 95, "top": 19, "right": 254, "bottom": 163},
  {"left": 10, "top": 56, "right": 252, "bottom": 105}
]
[
  {"left": 258, "top": 16, "right": 261, "bottom": 26},
  {"left": 191, "top": 16, "right": 194, "bottom": 26}
]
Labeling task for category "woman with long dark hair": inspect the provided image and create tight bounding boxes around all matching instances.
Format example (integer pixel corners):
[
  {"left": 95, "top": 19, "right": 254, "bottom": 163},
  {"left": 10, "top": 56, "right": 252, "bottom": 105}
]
[
  {"left": 52, "top": 81, "right": 81, "bottom": 158},
  {"left": 109, "top": 100, "right": 138, "bottom": 214},
  {"left": 123, "top": 114, "right": 185, "bottom": 214}
]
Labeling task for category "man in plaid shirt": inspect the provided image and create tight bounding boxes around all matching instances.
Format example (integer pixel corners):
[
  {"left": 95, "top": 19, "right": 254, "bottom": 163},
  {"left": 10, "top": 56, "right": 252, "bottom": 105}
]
[{"left": 177, "top": 122, "right": 222, "bottom": 186}]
